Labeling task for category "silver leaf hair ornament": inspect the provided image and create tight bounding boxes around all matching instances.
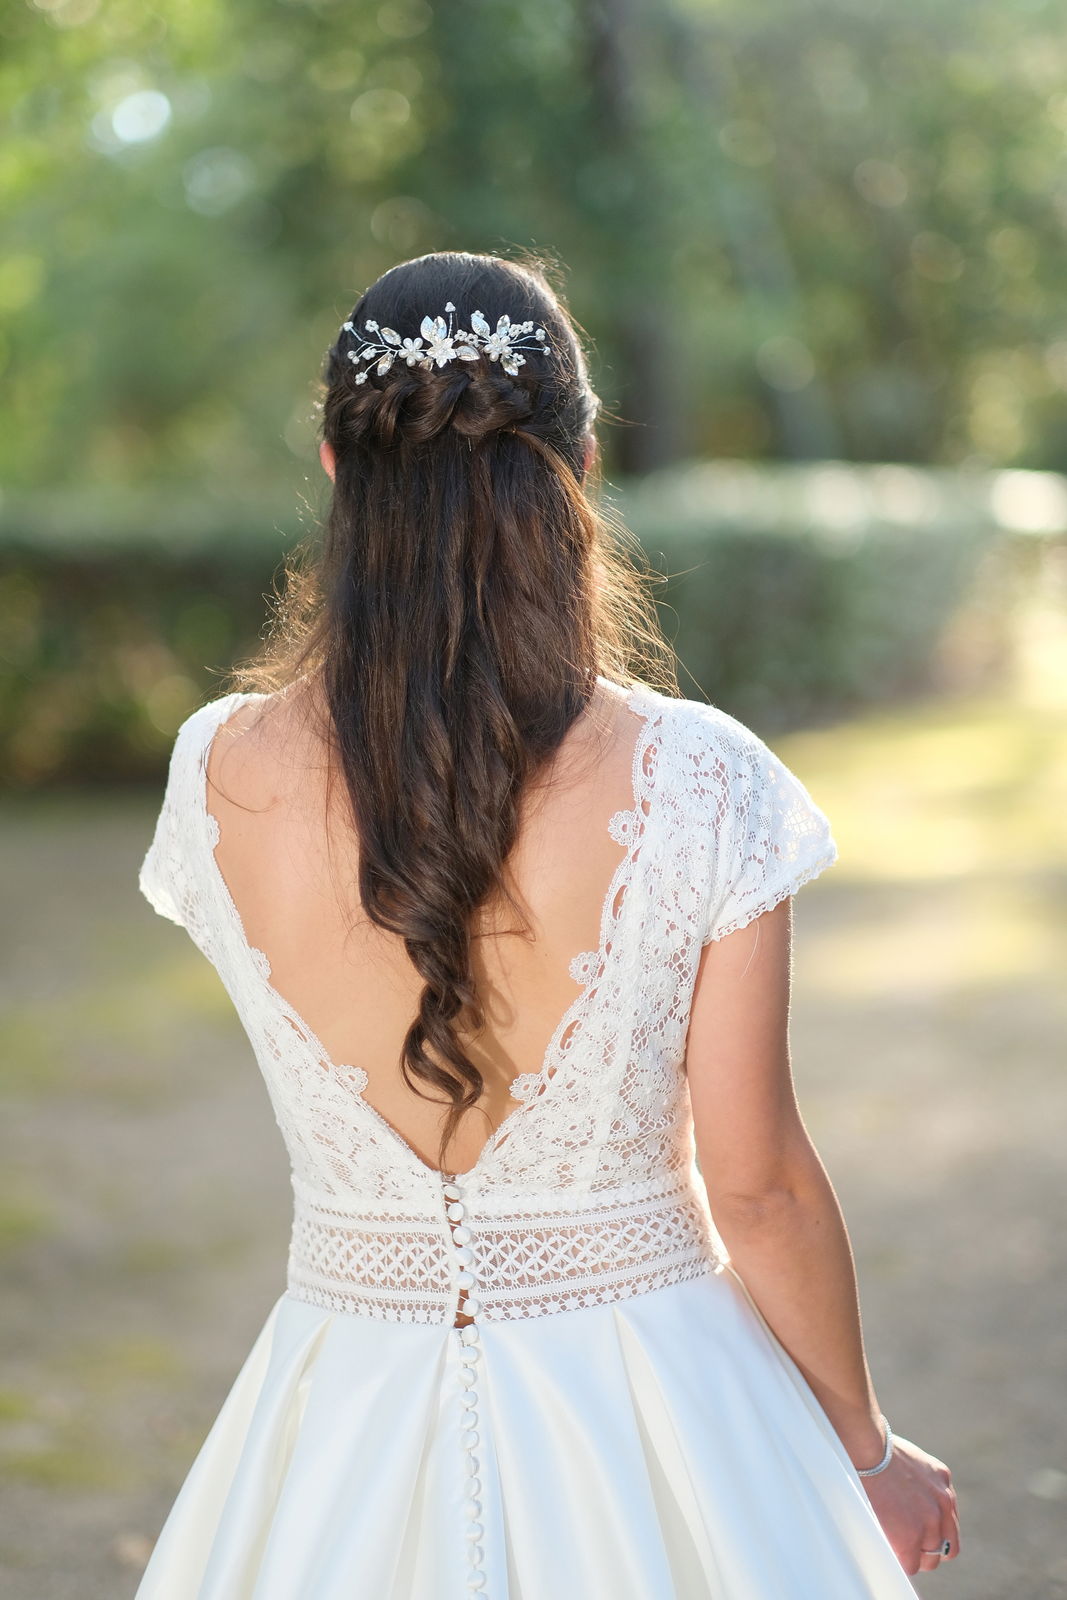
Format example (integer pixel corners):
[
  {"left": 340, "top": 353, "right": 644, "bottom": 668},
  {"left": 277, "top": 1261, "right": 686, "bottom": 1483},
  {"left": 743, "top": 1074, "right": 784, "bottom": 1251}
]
[{"left": 342, "top": 301, "right": 549, "bottom": 382}]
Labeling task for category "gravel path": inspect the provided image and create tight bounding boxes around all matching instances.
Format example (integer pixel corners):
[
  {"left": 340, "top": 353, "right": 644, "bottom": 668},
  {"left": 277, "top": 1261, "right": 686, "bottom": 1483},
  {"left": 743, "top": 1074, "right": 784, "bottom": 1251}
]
[{"left": 1, "top": 686, "right": 1063, "bottom": 1599}]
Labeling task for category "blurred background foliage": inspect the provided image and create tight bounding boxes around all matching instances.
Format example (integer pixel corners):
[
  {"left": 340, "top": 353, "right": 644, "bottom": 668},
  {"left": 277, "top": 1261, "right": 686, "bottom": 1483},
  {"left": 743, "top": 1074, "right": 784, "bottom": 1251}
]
[
  {"left": 1, "top": 0, "right": 1066, "bottom": 782},
  {"left": 6, "top": 0, "right": 1067, "bottom": 488}
]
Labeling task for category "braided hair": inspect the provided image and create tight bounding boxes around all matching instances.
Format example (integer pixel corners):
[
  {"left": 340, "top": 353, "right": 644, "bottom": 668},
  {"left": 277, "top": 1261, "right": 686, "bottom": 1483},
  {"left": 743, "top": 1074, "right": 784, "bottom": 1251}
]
[{"left": 231, "top": 250, "right": 671, "bottom": 1172}]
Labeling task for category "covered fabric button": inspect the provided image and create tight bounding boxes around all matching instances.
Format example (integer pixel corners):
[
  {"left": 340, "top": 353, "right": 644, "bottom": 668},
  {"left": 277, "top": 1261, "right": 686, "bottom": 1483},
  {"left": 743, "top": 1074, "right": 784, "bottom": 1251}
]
[
  {"left": 465, "top": 1522, "right": 483, "bottom": 1541},
  {"left": 447, "top": 1202, "right": 466, "bottom": 1222},
  {"left": 443, "top": 1182, "right": 462, "bottom": 1201},
  {"left": 460, "top": 1324, "right": 480, "bottom": 1344},
  {"left": 451, "top": 1224, "right": 473, "bottom": 1245}
]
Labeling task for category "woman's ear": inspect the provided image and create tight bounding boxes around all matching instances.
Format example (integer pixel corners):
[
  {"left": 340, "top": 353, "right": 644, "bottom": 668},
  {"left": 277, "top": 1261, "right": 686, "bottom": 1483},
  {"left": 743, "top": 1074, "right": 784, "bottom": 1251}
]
[
  {"left": 582, "top": 432, "right": 598, "bottom": 477},
  {"left": 319, "top": 439, "right": 336, "bottom": 482}
]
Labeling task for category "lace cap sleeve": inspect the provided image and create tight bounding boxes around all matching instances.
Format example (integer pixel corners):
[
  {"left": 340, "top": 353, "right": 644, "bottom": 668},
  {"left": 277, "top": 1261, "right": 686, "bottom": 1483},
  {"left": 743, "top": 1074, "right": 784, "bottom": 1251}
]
[
  {"left": 691, "top": 704, "right": 838, "bottom": 945},
  {"left": 137, "top": 704, "right": 213, "bottom": 930}
]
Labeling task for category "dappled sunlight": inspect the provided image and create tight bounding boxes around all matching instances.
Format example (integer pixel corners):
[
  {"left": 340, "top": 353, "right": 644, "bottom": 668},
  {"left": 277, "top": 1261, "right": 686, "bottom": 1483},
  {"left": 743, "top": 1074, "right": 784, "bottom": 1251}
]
[
  {"left": 0, "top": 952, "right": 238, "bottom": 1103},
  {"left": 779, "top": 682, "right": 1066, "bottom": 1006},
  {"left": 799, "top": 878, "right": 1064, "bottom": 1000},
  {"left": 782, "top": 694, "right": 1067, "bottom": 886}
]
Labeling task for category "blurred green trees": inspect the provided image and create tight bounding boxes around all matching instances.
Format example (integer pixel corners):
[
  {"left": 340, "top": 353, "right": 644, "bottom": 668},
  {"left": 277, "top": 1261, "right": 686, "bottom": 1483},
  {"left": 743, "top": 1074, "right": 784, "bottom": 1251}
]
[{"left": 3, "top": 0, "right": 1067, "bottom": 488}]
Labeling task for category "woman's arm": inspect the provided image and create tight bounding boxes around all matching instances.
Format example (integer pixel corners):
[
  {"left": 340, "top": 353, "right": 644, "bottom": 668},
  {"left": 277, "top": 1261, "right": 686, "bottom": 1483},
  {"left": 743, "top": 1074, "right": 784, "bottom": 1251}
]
[
  {"left": 688, "top": 895, "right": 883, "bottom": 1459},
  {"left": 686, "top": 896, "right": 961, "bottom": 1577}
]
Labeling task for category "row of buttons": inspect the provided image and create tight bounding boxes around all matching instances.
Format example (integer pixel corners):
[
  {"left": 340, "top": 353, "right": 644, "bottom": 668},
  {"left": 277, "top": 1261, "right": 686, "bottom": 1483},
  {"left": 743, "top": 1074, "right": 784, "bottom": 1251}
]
[{"left": 443, "top": 1176, "right": 488, "bottom": 1593}]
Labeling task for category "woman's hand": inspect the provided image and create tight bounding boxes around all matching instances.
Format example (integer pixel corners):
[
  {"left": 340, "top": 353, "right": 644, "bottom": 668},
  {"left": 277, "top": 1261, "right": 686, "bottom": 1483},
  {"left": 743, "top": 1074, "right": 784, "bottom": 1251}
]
[{"left": 856, "top": 1433, "right": 961, "bottom": 1577}]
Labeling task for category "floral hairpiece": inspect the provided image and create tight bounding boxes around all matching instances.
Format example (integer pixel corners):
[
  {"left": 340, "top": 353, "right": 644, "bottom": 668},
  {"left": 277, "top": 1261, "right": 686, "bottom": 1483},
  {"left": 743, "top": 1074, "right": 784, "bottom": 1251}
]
[{"left": 341, "top": 301, "right": 548, "bottom": 382}]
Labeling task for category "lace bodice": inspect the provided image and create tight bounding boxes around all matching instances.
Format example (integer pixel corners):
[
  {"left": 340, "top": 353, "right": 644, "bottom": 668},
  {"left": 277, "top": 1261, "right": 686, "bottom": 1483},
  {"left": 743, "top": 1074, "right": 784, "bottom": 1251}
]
[{"left": 138, "top": 678, "right": 837, "bottom": 1325}]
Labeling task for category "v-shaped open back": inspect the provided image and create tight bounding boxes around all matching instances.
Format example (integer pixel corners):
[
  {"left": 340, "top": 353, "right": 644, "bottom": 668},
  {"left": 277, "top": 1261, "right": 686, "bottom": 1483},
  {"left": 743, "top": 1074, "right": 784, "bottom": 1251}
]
[
  {"left": 139, "top": 672, "right": 838, "bottom": 1322},
  {"left": 196, "top": 677, "right": 665, "bottom": 1182}
]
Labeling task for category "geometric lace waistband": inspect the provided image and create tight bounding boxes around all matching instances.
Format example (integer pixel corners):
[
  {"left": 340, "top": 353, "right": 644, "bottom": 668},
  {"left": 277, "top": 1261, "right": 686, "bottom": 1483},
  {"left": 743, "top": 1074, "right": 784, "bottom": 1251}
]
[{"left": 286, "top": 1180, "right": 726, "bottom": 1326}]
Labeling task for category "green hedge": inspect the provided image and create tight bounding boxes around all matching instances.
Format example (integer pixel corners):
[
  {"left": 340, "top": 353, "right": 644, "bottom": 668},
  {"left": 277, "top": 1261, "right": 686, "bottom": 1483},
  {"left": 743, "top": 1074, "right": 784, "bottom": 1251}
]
[
  {"left": 614, "top": 460, "right": 1066, "bottom": 731},
  {"left": 0, "top": 487, "right": 308, "bottom": 785},
  {"left": 1, "top": 464, "right": 1062, "bottom": 785}
]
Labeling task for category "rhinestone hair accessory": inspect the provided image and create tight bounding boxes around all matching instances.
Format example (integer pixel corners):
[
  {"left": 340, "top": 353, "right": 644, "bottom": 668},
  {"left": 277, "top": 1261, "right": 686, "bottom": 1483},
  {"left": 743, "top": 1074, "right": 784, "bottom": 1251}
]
[{"left": 342, "top": 301, "right": 549, "bottom": 382}]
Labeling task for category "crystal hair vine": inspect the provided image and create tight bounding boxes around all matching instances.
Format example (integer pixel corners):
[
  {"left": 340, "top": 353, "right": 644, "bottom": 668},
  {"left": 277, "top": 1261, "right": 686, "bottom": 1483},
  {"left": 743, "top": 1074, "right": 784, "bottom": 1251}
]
[{"left": 341, "top": 301, "right": 549, "bottom": 382}]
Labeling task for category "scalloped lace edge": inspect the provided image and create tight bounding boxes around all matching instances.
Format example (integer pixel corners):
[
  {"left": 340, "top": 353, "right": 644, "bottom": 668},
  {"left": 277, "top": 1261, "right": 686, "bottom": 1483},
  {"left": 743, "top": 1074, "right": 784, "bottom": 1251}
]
[{"left": 702, "top": 841, "right": 839, "bottom": 945}]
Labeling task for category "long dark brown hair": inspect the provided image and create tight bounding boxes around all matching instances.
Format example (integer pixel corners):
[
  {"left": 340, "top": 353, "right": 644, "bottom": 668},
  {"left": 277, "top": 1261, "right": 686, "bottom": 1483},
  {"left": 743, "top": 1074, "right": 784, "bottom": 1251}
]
[{"left": 229, "top": 249, "right": 676, "bottom": 1170}]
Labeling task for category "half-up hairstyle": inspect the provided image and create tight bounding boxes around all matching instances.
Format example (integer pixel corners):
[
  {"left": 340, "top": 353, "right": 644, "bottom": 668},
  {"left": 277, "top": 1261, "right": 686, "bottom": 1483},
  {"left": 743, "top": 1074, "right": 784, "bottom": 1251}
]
[{"left": 230, "top": 249, "right": 675, "bottom": 1172}]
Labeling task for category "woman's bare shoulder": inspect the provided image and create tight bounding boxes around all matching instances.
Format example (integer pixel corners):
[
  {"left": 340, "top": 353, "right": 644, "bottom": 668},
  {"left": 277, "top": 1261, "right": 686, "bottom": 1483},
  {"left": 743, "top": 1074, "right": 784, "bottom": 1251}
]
[{"left": 204, "top": 677, "right": 330, "bottom": 813}]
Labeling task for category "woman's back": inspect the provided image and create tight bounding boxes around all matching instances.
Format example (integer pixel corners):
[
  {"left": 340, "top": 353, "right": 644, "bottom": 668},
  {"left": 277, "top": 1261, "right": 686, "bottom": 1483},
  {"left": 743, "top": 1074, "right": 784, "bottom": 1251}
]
[
  {"left": 205, "top": 674, "right": 649, "bottom": 1177},
  {"left": 140, "top": 669, "right": 838, "bottom": 1322}
]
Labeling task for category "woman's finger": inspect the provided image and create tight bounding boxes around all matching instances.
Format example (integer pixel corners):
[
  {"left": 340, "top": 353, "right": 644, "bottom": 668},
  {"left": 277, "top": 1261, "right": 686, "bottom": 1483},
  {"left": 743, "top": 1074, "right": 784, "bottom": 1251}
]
[
  {"left": 916, "top": 1519, "right": 947, "bottom": 1572},
  {"left": 944, "top": 1502, "right": 961, "bottom": 1558},
  {"left": 915, "top": 1516, "right": 957, "bottom": 1573}
]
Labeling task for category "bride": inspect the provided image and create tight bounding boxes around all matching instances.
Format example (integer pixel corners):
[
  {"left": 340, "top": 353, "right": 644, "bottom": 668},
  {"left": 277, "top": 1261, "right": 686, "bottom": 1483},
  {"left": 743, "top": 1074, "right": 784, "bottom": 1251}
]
[{"left": 134, "top": 248, "right": 959, "bottom": 1597}]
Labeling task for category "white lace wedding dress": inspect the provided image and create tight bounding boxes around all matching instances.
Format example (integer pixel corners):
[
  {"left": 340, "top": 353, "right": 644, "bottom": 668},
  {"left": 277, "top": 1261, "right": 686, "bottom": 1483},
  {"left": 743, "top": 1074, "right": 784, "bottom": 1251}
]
[{"left": 133, "top": 678, "right": 918, "bottom": 1599}]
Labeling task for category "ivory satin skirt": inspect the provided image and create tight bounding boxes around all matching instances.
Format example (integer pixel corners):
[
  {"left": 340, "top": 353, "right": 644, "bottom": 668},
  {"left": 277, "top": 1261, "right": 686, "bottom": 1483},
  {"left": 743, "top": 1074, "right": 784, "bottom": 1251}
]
[{"left": 134, "top": 1262, "right": 919, "bottom": 1599}]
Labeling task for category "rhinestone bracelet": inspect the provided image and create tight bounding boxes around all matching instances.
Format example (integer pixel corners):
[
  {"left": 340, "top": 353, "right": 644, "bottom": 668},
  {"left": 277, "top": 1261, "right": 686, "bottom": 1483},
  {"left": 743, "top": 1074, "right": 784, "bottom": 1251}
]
[{"left": 855, "top": 1413, "right": 894, "bottom": 1476}]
